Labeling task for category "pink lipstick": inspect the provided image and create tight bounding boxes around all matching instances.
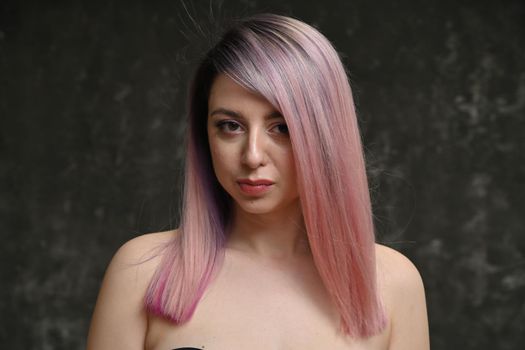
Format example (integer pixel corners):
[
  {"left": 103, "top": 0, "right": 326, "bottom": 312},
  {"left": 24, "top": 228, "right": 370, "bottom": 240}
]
[{"left": 237, "top": 179, "right": 274, "bottom": 195}]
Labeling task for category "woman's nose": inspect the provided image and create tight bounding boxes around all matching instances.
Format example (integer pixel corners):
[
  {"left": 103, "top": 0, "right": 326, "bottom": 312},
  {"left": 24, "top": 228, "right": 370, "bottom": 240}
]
[{"left": 241, "top": 128, "right": 267, "bottom": 168}]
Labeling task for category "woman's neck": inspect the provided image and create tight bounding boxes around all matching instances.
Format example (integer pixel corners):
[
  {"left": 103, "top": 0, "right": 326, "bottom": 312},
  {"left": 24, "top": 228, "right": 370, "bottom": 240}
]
[{"left": 225, "top": 201, "right": 310, "bottom": 259}]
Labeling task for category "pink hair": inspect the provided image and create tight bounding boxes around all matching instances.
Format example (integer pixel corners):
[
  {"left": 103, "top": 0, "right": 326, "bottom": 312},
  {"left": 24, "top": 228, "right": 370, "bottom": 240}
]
[{"left": 145, "top": 14, "right": 386, "bottom": 337}]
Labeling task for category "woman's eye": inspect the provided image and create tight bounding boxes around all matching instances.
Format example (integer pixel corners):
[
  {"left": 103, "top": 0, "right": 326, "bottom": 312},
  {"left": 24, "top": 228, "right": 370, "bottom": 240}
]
[
  {"left": 273, "top": 123, "right": 289, "bottom": 135},
  {"left": 216, "top": 120, "right": 242, "bottom": 133}
]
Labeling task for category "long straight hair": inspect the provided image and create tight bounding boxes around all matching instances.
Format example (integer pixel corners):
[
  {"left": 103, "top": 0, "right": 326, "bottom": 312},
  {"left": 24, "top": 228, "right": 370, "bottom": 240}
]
[{"left": 145, "top": 13, "right": 386, "bottom": 337}]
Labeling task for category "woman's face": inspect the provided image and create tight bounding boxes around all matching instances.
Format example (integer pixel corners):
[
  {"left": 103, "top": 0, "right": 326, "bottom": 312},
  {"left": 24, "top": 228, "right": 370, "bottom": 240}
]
[{"left": 207, "top": 74, "right": 299, "bottom": 216}]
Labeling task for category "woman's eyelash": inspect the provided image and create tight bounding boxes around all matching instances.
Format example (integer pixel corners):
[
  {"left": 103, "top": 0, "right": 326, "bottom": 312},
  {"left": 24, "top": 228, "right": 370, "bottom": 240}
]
[
  {"left": 214, "top": 120, "right": 289, "bottom": 135},
  {"left": 216, "top": 120, "right": 241, "bottom": 132},
  {"left": 274, "top": 123, "right": 289, "bottom": 134}
]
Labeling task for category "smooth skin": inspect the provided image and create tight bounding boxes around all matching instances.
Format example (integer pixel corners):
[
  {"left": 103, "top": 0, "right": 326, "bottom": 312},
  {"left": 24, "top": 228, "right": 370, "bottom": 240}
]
[{"left": 87, "top": 74, "right": 429, "bottom": 350}]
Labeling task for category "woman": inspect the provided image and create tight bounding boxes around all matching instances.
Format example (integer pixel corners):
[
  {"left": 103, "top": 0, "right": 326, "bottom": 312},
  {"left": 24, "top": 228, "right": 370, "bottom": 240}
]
[{"left": 87, "top": 14, "right": 429, "bottom": 350}]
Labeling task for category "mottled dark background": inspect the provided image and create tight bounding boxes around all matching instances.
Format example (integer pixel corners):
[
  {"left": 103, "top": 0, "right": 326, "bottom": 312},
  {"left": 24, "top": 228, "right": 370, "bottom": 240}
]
[{"left": 1, "top": 0, "right": 524, "bottom": 349}]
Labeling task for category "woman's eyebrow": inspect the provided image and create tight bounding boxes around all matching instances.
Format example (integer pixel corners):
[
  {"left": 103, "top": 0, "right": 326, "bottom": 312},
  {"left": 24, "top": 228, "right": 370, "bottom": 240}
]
[
  {"left": 209, "top": 108, "right": 241, "bottom": 119},
  {"left": 209, "top": 108, "right": 284, "bottom": 120},
  {"left": 266, "top": 111, "right": 285, "bottom": 120}
]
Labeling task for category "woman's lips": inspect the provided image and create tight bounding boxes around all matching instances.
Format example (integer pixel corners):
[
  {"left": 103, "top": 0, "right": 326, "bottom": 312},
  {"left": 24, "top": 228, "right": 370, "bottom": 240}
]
[{"left": 237, "top": 179, "right": 274, "bottom": 195}]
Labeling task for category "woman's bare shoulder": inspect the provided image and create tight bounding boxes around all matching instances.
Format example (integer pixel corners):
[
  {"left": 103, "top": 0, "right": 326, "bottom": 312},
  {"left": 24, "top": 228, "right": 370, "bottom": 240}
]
[
  {"left": 374, "top": 243, "right": 426, "bottom": 310},
  {"left": 374, "top": 243, "right": 430, "bottom": 349},
  {"left": 86, "top": 229, "right": 179, "bottom": 350},
  {"left": 105, "top": 230, "right": 177, "bottom": 276},
  {"left": 115, "top": 229, "right": 178, "bottom": 261},
  {"left": 121, "top": 229, "right": 178, "bottom": 251},
  {"left": 374, "top": 243, "right": 424, "bottom": 286}
]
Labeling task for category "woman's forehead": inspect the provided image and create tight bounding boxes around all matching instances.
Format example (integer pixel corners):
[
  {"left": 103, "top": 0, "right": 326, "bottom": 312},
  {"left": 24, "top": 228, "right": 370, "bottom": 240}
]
[
  {"left": 208, "top": 74, "right": 257, "bottom": 101},
  {"left": 208, "top": 74, "right": 280, "bottom": 118}
]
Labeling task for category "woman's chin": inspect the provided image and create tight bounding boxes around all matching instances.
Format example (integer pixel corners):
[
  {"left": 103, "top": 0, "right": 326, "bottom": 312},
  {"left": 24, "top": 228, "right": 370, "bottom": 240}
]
[{"left": 233, "top": 198, "right": 300, "bottom": 217}]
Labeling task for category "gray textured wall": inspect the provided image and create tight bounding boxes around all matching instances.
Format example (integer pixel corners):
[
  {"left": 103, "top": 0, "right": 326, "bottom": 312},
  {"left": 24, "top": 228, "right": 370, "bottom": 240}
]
[{"left": 1, "top": 0, "right": 524, "bottom": 349}]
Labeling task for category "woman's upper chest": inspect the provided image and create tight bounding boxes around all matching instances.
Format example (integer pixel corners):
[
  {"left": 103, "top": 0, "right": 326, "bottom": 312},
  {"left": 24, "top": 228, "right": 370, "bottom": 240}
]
[{"left": 145, "top": 251, "right": 390, "bottom": 350}]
